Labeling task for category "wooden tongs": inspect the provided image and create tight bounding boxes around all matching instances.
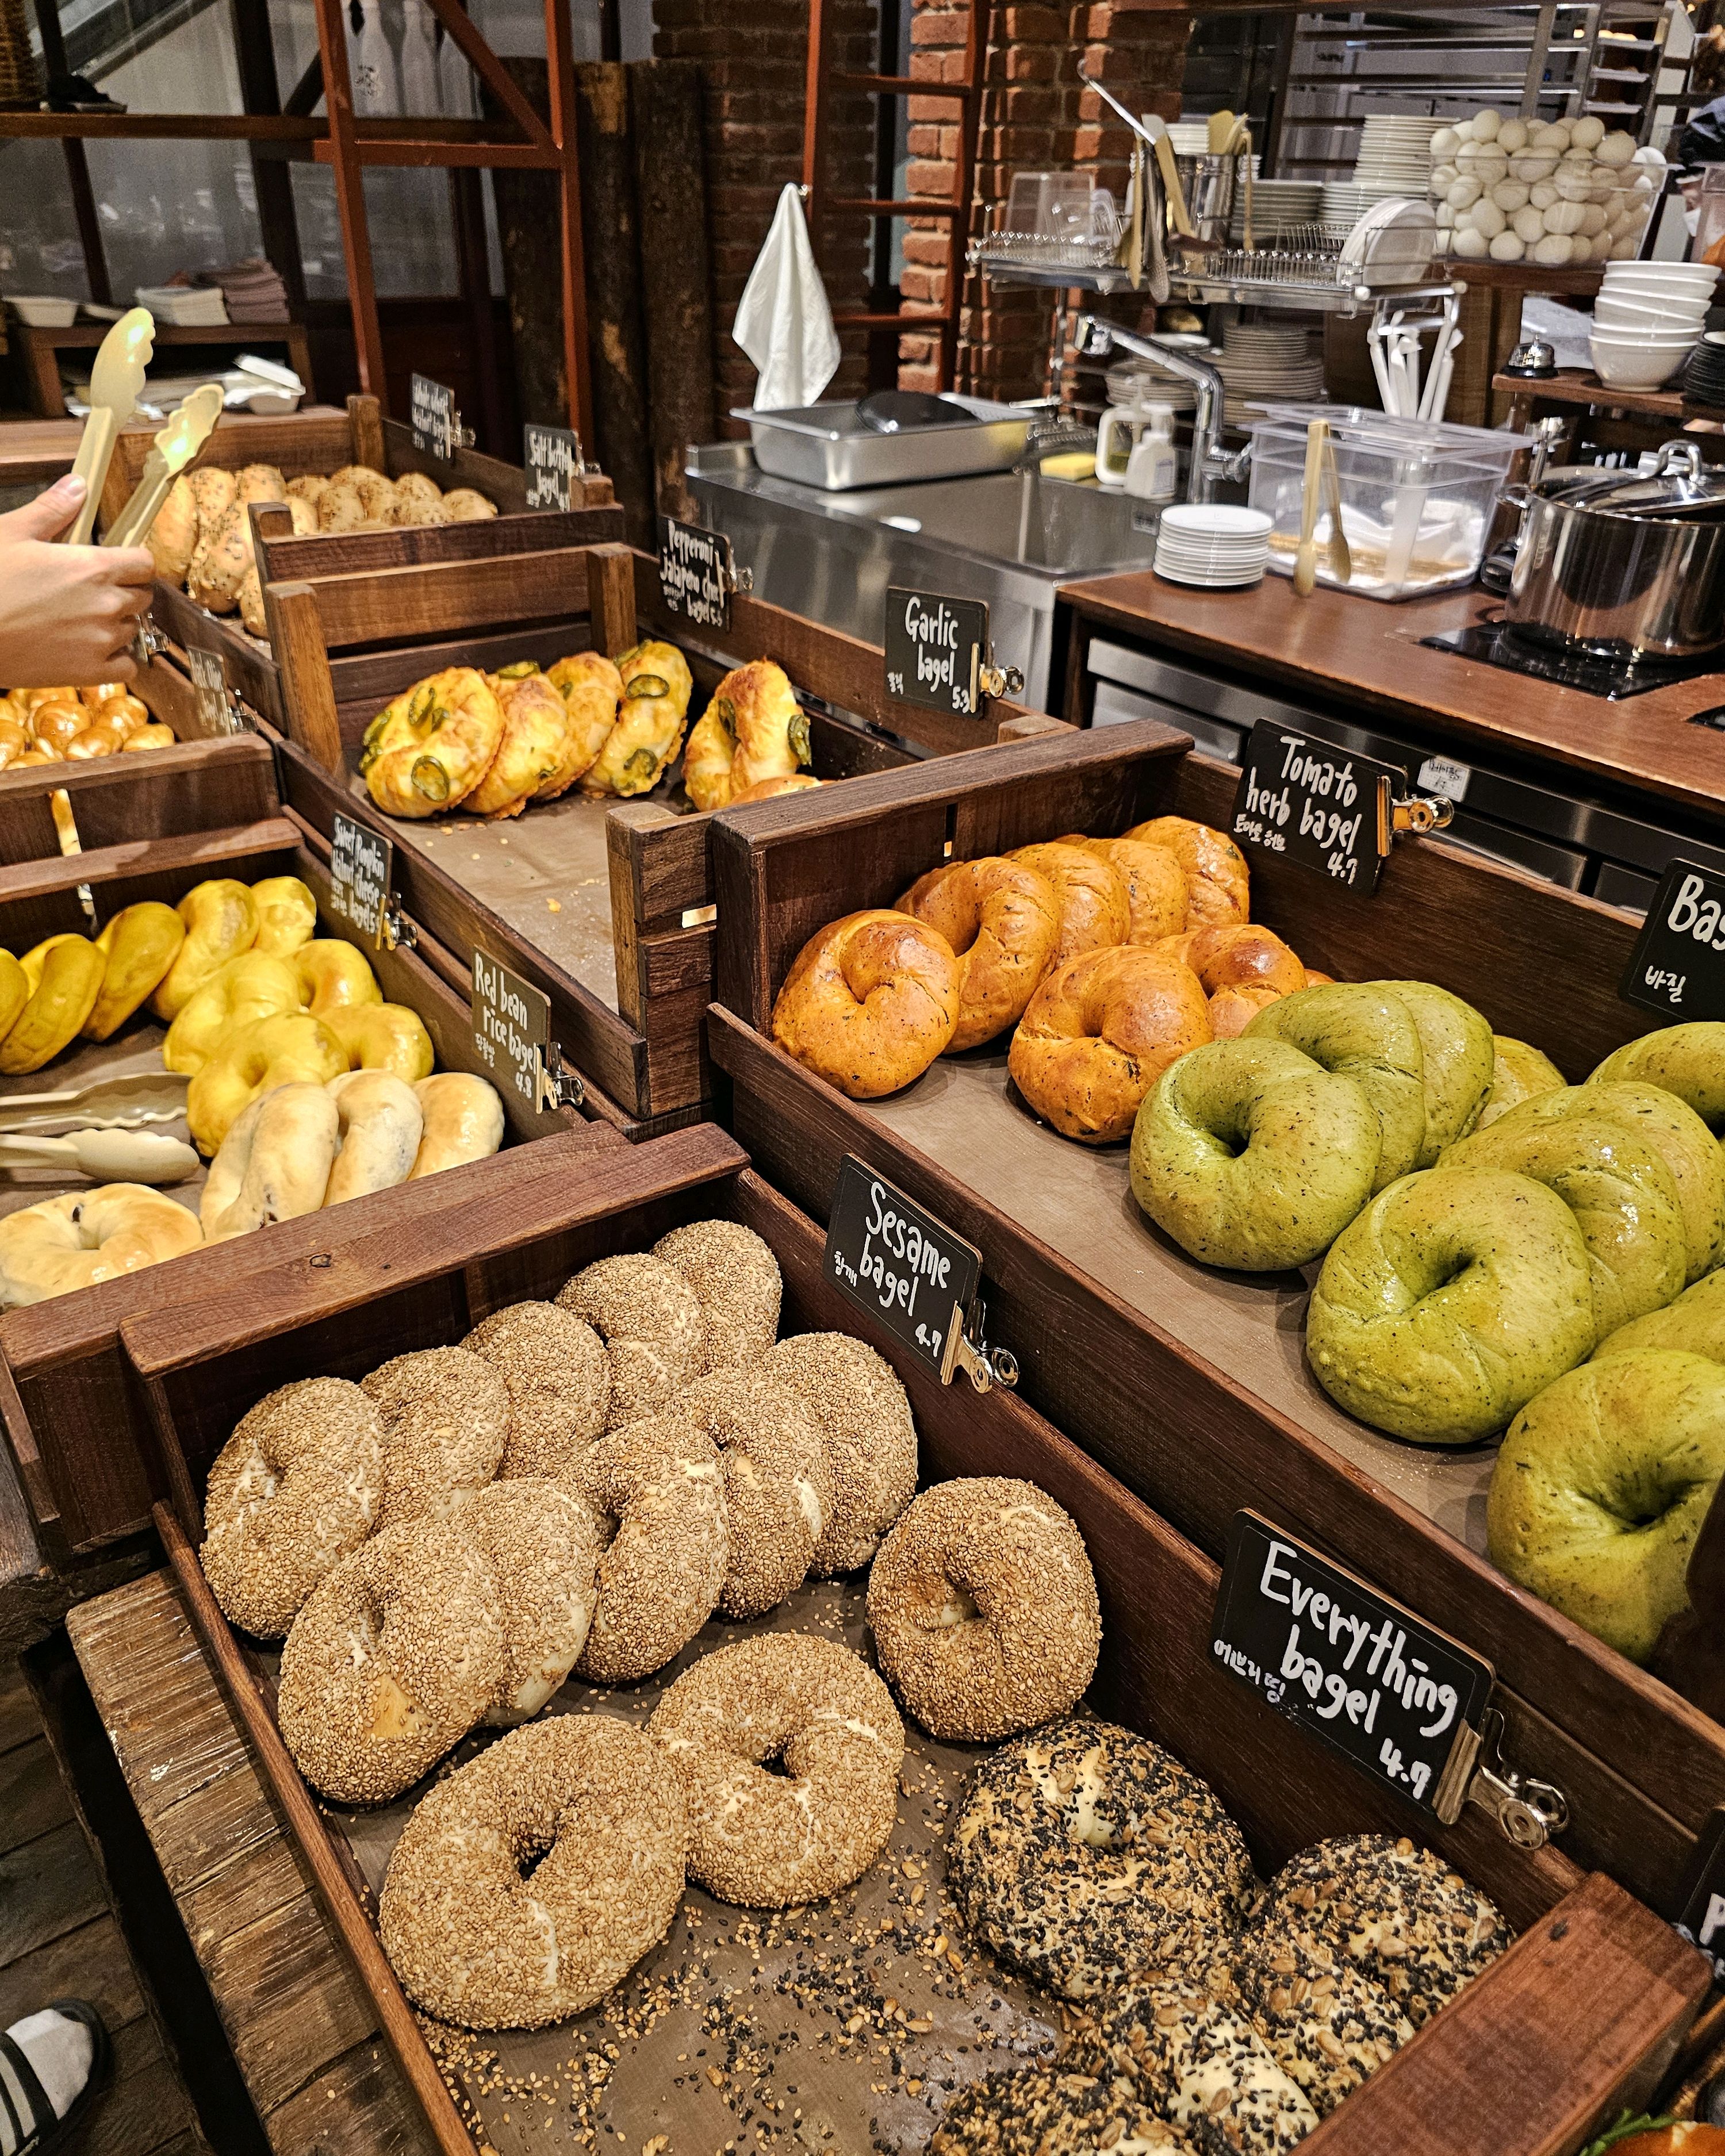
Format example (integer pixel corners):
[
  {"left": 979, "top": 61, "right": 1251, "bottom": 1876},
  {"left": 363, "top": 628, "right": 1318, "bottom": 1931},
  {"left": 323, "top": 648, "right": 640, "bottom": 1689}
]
[{"left": 1079, "top": 63, "right": 1195, "bottom": 241}]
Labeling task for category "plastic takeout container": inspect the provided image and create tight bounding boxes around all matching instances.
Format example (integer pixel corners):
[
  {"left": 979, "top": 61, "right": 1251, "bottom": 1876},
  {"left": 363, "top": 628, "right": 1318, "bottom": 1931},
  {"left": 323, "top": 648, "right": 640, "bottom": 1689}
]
[{"left": 1244, "top": 405, "right": 1527, "bottom": 600}]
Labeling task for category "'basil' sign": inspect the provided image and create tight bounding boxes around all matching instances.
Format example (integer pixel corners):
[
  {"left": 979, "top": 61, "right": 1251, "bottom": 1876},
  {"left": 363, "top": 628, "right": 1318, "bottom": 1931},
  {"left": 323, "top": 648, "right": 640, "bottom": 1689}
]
[{"left": 1622, "top": 859, "right": 1725, "bottom": 1022}]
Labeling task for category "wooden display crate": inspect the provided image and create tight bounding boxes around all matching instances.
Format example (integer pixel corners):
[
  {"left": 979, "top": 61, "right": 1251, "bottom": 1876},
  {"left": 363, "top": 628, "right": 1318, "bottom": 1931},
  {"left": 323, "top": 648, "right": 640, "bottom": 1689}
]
[
  {"left": 106, "top": 394, "right": 626, "bottom": 731},
  {"left": 702, "top": 716, "right": 1725, "bottom": 1920},
  {"left": 121, "top": 1117, "right": 1707, "bottom": 2156},
  {"left": 266, "top": 544, "right": 1060, "bottom": 1134},
  {"left": 0, "top": 648, "right": 277, "bottom": 869},
  {"left": 0, "top": 817, "right": 616, "bottom": 1561}
]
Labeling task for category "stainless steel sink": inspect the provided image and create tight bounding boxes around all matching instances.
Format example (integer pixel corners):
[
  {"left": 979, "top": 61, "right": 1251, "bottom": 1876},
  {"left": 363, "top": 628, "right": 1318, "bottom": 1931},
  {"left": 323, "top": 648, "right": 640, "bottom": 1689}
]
[{"left": 686, "top": 443, "right": 1166, "bottom": 710}]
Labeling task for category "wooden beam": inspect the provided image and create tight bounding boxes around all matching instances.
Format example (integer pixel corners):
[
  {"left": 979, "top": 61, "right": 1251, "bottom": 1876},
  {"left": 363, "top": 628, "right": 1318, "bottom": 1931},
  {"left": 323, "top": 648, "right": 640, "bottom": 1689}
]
[
  {"left": 543, "top": 0, "right": 593, "bottom": 448},
  {"left": 420, "top": 0, "right": 553, "bottom": 150},
  {"left": 228, "top": 0, "right": 309, "bottom": 317},
  {"left": 310, "top": 0, "right": 388, "bottom": 406}
]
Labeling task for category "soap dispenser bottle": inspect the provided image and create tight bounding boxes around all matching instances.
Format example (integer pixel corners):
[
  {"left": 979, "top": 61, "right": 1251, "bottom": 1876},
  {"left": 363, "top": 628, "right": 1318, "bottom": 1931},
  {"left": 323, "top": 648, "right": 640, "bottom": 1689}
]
[{"left": 1125, "top": 404, "right": 1178, "bottom": 504}]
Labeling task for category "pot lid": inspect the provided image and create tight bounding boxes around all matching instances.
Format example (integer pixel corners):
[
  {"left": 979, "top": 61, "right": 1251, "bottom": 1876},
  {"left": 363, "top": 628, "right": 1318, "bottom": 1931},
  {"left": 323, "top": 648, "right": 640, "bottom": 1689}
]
[{"left": 1540, "top": 440, "right": 1725, "bottom": 519}]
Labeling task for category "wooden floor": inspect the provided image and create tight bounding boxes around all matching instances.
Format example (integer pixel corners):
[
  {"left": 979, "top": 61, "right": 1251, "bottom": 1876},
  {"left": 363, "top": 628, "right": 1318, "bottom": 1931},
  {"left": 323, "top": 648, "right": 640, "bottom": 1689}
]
[{"left": 0, "top": 1655, "right": 209, "bottom": 2156}]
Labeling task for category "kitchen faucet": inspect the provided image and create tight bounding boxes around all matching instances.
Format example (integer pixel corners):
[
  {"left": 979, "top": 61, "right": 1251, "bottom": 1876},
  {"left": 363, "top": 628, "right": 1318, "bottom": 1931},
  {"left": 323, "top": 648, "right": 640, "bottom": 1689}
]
[{"left": 1073, "top": 315, "right": 1251, "bottom": 505}]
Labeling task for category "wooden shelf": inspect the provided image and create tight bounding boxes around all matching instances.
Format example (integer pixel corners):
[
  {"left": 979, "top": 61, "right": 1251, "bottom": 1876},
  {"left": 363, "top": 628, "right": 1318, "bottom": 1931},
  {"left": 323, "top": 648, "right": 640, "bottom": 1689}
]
[
  {"left": 1452, "top": 259, "right": 1608, "bottom": 296},
  {"left": 1491, "top": 366, "right": 1725, "bottom": 423},
  {"left": 14, "top": 319, "right": 315, "bottom": 419}
]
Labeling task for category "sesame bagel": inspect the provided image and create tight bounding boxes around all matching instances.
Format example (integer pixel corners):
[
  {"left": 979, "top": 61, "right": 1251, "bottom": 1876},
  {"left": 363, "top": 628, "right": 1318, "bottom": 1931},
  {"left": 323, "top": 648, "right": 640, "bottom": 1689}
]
[
  {"left": 379, "top": 1713, "right": 687, "bottom": 2028},
  {"left": 764, "top": 1332, "right": 918, "bottom": 1572},
  {"left": 647, "top": 1631, "right": 904, "bottom": 1906},
  {"left": 200, "top": 1377, "right": 383, "bottom": 1637},
  {"left": 569, "top": 1415, "right": 729, "bottom": 1682},
  {"left": 457, "top": 1479, "right": 607, "bottom": 1725},
  {"left": 557, "top": 1253, "right": 706, "bottom": 1428},
  {"left": 867, "top": 1477, "right": 1101, "bottom": 1741},
  {"left": 277, "top": 1520, "right": 505, "bottom": 1804},
  {"left": 677, "top": 1370, "right": 834, "bottom": 1617},
  {"left": 948, "top": 1717, "right": 1256, "bottom": 2000},
  {"left": 362, "top": 1345, "right": 510, "bottom": 1528},
  {"left": 463, "top": 1299, "right": 609, "bottom": 1478},
  {"left": 654, "top": 1219, "right": 783, "bottom": 1371},
  {"left": 1250, "top": 1835, "right": 1508, "bottom": 2030}
]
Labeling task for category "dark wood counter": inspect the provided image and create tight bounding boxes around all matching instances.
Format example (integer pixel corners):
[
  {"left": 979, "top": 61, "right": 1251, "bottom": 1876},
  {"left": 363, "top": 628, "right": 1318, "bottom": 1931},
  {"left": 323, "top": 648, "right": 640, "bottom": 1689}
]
[{"left": 1057, "top": 570, "right": 1725, "bottom": 830}]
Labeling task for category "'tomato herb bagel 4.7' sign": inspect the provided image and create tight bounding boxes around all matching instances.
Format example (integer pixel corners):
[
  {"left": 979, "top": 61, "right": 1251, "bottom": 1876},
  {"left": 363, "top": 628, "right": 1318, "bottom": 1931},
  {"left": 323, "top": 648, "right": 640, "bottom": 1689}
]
[{"left": 1232, "top": 721, "right": 1406, "bottom": 896}]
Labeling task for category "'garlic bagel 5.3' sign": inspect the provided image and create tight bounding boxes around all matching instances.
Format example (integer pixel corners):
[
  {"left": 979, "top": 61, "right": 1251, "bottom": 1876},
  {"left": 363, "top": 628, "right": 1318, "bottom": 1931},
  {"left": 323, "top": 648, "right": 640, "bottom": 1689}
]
[{"left": 884, "top": 588, "right": 991, "bottom": 718}]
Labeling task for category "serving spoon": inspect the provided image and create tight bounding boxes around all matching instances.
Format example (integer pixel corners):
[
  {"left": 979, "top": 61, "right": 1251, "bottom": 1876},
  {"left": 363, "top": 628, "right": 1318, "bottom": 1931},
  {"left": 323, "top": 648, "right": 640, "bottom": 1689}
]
[
  {"left": 103, "top": 382, "right": 225, "bottom": 550},
  {"left": 62, "top": 307, "right": 155, "bottom": 544}
]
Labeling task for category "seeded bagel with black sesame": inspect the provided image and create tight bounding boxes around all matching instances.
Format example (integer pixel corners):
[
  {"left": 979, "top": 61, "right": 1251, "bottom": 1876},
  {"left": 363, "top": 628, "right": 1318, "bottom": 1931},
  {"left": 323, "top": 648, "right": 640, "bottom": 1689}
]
[
  {"left": 867, "top": 1476, "right": 1101, "bottom": 1740},
  {"left": 947, "top": 1716, "right": 1256, "bottom": 2000},
  {"left": 1234, "top": 1944, "right": 1415, "bottom": 2117},
  {"left": 930, "top": 2064, "right": 1202, "bottom": 2156}
]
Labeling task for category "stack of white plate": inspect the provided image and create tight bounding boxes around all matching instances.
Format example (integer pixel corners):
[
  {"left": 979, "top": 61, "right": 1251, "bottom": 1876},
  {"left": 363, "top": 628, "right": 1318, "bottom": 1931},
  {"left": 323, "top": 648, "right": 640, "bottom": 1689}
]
[
  {"left": 1167, "top": 121, "right": 1213, "bottom": 157},
  {"left": 1229, "top": 177, "right": 1322, "bottom": 243},
  {"left": 1214, "top": 320, "right": 1325, "bottom": 427},
  {"left": 1353, "top": 114, "right": 1438, "bottom": 193},
  {"left": 1155, "top": 504, "right": 1274, "bottom": 588}
]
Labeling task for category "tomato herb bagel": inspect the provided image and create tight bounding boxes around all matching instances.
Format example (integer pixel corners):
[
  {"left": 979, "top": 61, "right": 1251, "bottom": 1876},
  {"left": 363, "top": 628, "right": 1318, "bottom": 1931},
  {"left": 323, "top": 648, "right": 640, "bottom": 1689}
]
[
  {"left": 1010, "top": 946, "right": 1212, "bottom": 1144},
  {"left": 1063, "top": 834, "right": 1188, "bottom": 944},
  {"left": 1006, "top": 842, "right": 1130, "bottom": 968},
  {"left": 1123, "top": 815, "right": 1250, "bottom": 926},
  {"left": 772, "top": 908, "right": 959, "bottom": 1098},
  {"left": 895, "top": 856, "right": 1060, "bottom": 1051}
]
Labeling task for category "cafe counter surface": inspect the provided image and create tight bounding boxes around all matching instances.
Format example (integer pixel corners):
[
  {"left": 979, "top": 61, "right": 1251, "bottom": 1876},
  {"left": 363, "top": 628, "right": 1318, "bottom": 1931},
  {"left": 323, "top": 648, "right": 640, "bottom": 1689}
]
[{"left": 1058, "top": 570, "right": 1725, "bottom": 843}]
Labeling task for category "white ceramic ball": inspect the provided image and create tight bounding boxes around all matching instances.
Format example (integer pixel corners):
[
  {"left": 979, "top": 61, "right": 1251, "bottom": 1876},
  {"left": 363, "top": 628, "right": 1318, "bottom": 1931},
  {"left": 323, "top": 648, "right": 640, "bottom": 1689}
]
[
  {"left": 1431, "top": 163, "right": 1459, "bottom": 190},
  {"left": 1555, "top": 168, "right": 1593, "bottom": 201},
  {"left": 1492, "top": 179, "right": 1530, "bottom": 212},
  {"left": 1447, "top": 177, "right": 1483, "bottom": 209},
  {"left": 1532, "top": 232, "right": 1573, "bottom": 264},
  {"left": 1529, "top": 181, "right": 1559, "bottom": 210},
  {"left": 1542, "top": 199, "right": 1586, "bottom": 235},
  {"left": 1597, "top": 131, "right": 1635, "bottom": 166},
  {"left": 1634, "top": 144, "right": 1667, "bottom": 170},
  {"left": 1451, "top": 225, "right": 1490, "bottom": 259},
  {"left": 1512, "top": 204, "right": 1546, "bottom": 243},
  {"left": 1577, "top": 203, "right": 1608, "bottom": 237},
  {"left": 1473, "top": 108, "right": 1502, "bottom": 139},
  {"left": 1511, "top": 155, "right": 1558, "bottom": 182},
  {"left": 1467, "top": 198, "right": 1508, "bottom": 238},
  {"left": 1570, "top": 116, "right": 1605, "bottom": 149},
  {"left": 1489, "top": 231, "right": 1525, "bottom": 261},
  {"left": 1431, "top": 126, "right": 1460, "bottom": 159},
  {"left": 1632, "top": 169, "right": 1655, "bottom": 194},
  {"left": 1498, "top": 117, "right": 1529, "bottom": 152}
]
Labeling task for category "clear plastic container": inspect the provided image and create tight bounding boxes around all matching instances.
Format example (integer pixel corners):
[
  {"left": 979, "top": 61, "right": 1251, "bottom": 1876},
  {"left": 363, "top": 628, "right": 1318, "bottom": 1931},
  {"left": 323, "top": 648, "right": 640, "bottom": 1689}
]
[{"left": 1244, "top": 406, "right": 1527, "bottom": 600}]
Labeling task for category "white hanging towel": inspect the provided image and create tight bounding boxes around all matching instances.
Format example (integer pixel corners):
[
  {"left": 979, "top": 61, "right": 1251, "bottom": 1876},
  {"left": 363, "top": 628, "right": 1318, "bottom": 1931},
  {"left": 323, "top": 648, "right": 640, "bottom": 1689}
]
[{"left": 733, "top": 183, "right": 841, "bottom": 411}]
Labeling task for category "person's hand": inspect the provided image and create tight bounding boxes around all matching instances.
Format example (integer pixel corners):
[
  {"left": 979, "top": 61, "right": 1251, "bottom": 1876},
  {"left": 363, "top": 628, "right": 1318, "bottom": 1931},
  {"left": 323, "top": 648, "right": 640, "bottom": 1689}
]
[{"left": 0, "top": 476, "right": 155, "bottom": 688}]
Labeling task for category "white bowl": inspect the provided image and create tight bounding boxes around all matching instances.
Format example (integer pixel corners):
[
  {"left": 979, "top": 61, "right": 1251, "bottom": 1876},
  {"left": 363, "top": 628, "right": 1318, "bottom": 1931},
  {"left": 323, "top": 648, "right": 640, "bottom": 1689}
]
[
  {"left": 1590, "top": 335, "right": 1687, "bottom": 389},
  {"left": 6, "top": 295, "right": 78, "bottom": 328},
  {"left": 1602, "top": 265, "right": 1718, "bottom": 297},
  {"left": 1594, "top": 294, "right": 1709, "bottom": 331},
  {"left": 1590, "top": 324, "right": 1701, "bottom": 350}
]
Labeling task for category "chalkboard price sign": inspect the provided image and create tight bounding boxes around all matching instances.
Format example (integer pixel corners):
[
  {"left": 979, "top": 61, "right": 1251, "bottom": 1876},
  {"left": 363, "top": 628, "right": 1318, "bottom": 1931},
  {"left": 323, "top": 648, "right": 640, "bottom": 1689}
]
[
  {"left": 884, "top": 588, "right": 991, "bottom": 719},
  {"left": 524, "top": 423, "right": 581, "bottom": 511},
  {"left": 659, "top": 517, "right": 737, "bottom": 632},
  {"left": 471, "top": 950, "right": 557, "bottom": 1114},
  {"left": 823, "top": 1155, "right": 984, "bottom": 1384},
  {"left": 1231, "top": 720, "right": 1404, "bottom": 897},
  {"left": 1622, "top": 860, "right": 1725, "bottom": 1023},
  {"left": 328, "top": 812, "right": 394, "bottom": 949},
  {"left": 186, "top": 645, "right": 237, "bottom": 735},
  {"left": 1674, "top": 1808, "right": 1725, "bottom": 1979},
  {"left": 1212, "top": 1511, "right": 1494, "bottom": 1821},
  {"left": 410, "top": 373, "right": 458, "bottom": 461}
]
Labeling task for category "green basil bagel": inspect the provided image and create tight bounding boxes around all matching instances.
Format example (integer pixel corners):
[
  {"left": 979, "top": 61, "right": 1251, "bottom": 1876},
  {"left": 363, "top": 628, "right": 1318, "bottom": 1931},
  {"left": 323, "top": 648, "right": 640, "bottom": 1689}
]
[
  {"left": 1440, "top": 1107, "right": 1688, "bottom": 1342},
  {"left": 1486, "top": 1348, "right": 1725, "bottom": 1662},
  {"left": 1243, "top": 983, "right": 1426, "bottom": 1192},
  {"left": 1129, "top": 1038, "right": 1382, "bottom": 1272},
  {"left": 1476, "top": 1035, "right": 1566, "bottom": 1130},
  {"left": 1306, "top": 1167, "right": 1596, "bottom": 1445},
  {"left": 1592, "top": 1267, "right": 1725, "bottom": 1366},
  {"left": 1590, "top": 1022, "right": 1725, "bottom": 1135},
  {"left": 1470, "top": 1081, "right": 1723, "bottom": 1284},
  {"left": 1362, "top": 981, "right": 1494, "bottom": 1167}
]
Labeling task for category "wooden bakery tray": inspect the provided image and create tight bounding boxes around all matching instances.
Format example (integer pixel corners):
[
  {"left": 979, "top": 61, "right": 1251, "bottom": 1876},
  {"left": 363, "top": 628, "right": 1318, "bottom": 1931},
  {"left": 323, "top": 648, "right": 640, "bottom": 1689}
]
[
  {"left": 107, "top": 394, "right": 626, "bottom": 733},
  {"left": 0, "top": 816, "right": 617, "bottom": 1560},
  {"left": 700, "top": 718, "right": 1725, "bottom": 1918},
  {"left": 264, "top": 546, "right": 1060, "bottom": 1133},
  {"left": 123, "top": 1118, "right": 1706, "bottom": 2156}
]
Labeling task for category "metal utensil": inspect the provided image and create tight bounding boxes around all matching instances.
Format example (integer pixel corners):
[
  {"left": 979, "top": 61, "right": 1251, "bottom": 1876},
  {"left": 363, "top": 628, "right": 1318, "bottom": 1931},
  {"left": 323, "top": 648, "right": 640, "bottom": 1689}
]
[
  {"left": 0, "top": 1070, "right": 189, "bottom": 1133},
  {"left": 1321, "top": 431, "right": 1351, "bottom": 586},
  {"left": 856, "top": 390, "right": 970, "bottom": 434},
  {"left": 1294, "top": 419, "right": 1325, "bottom": 597},
  {"left": 103, "top": 382, "right": 225, "bottom": 549},
  {"left": 0, "top": 1127, "right": 198, "bottom": 1183},
  {"left": 63, "top": 306, "right": 154, "bottom": 544}
]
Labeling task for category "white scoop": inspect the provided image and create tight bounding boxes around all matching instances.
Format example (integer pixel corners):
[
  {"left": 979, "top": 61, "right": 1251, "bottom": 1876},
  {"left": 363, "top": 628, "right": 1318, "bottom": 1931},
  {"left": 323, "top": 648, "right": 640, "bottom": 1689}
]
[{"left": 0, "top": 1128, "right": 199, "bottom": 1184}]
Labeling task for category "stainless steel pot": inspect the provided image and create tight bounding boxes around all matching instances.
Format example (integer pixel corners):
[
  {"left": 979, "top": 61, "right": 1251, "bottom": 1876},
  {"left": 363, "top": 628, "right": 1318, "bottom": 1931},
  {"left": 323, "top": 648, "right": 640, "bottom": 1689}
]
[{"left": 1503, "top": 441, "right": 1725, "bottom": 662}]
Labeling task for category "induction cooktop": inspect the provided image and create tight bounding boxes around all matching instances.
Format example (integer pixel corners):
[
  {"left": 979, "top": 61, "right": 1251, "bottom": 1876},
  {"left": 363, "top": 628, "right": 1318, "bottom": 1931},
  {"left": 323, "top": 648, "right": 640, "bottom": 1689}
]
[{"left": 1420, "top": 616, "right": 1725, "bottom": 702}]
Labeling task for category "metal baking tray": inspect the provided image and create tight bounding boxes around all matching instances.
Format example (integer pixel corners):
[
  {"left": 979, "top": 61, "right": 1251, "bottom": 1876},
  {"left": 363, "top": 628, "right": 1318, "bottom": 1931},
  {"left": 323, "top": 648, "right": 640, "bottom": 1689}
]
[{"left": 734, "top": 396, "right": 1038, "bottom": 492}]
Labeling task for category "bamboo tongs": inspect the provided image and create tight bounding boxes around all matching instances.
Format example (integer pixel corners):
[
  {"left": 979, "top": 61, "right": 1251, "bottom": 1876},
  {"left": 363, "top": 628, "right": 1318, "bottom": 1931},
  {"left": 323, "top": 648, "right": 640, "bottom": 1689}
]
[{"left": 1078, "top": 63, "right": 1196, "bottom": 241}]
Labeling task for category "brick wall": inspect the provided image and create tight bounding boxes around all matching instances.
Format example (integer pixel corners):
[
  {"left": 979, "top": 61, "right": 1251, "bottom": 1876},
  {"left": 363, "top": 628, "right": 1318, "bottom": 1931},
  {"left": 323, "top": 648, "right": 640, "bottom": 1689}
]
[
  {"left": 653, "top": 0, "right": 879, "bottom": 423},
  {"left": 902, "top": 0, "right": 1193, "bottom": 401},
  {"left": 653, "top": 0, "right": 1192, "bottom": 415}
]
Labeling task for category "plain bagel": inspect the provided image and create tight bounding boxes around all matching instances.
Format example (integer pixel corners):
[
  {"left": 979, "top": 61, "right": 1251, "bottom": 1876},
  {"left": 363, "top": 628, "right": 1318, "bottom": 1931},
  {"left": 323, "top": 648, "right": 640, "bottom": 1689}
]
[
  {"left": 647, "top": 1631, "right": 904, "bottom": 1906},
  {"left": 867, "top": 1476, "right": 1100, "bottom": 1741},
  {"left": 200, "top": 1081, "right": 339, "bottom": 1242},
  {"left": 379, "top": 1713, "right": 687, "bottom": 2028},
  {"left": 0, "top": 1183, "right": 202, "bottom": 1307}
]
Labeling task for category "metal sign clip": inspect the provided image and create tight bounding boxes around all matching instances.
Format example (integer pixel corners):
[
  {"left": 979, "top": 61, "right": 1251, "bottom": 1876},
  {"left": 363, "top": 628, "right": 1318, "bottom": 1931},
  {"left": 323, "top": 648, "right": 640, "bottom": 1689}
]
[
  {"left": 1460, "top": 1709, "right": 1569, "bottom": 1848},
  {"left": 945, "top": 1298, "right": 1020, "bottom": 1394},
  {"left": 538, "top": 1045, "right": 585, "bottom": 1112},
  {"left": 978, "top": 654, "right": 1025, "bottom": 700},
  {"left": 1389, "top": 792, "right": 1456, "bottom": 840},
  {"left": 380, "top": 902, "right": 417, "bottom": 953}
]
